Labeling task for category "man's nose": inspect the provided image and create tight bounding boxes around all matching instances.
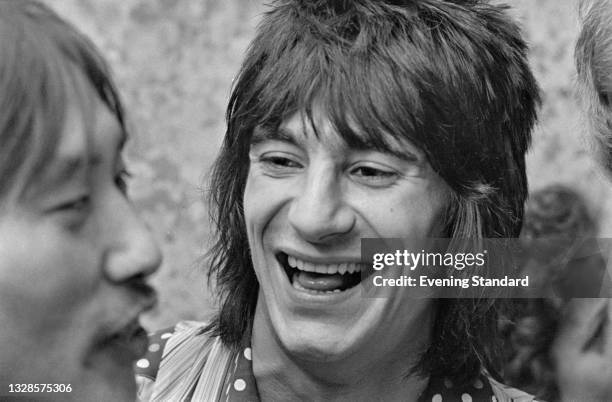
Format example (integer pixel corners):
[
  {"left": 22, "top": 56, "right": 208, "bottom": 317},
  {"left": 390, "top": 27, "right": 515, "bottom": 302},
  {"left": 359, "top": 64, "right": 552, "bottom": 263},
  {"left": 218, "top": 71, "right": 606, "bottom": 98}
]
[
  {"left": 287, "top": 172, "right": 355, "bottom": 244},
  {"left": 103, "top": 200, "right": 162, "bottom": 284}
]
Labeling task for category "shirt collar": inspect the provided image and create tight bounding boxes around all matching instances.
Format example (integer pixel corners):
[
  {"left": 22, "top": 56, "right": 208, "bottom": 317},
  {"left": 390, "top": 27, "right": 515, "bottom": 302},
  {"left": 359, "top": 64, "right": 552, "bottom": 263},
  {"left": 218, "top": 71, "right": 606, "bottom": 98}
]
[{"left": 222, "top": 345, "right": 495, "bottom": 402}]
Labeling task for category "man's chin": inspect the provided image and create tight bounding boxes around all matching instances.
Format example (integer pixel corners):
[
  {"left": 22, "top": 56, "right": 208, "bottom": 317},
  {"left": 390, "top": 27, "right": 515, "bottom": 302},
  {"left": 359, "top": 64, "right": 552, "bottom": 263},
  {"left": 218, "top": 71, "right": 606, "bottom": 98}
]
[
  {"left": 277, "top": 326, "right": 360, "bottom": 363},
  {"left": 79, "top": 356, "right": 137, "bottom": 402}
]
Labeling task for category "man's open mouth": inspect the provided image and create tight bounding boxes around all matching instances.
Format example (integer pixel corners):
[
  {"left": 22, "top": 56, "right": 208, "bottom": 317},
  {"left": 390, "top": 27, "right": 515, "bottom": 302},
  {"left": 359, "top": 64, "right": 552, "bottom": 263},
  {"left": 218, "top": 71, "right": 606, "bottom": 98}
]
[
  {"left": 94, "top": 319, "right": 149, "bottom": 365},
  {"left": 277, "top": 253, "right": 366, "bottom": 293}
]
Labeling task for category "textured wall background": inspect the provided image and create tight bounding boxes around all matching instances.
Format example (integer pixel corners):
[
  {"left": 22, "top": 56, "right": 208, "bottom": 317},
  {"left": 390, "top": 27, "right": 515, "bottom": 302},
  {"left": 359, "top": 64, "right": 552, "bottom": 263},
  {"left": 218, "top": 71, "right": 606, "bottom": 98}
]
[{"left": 42, "top": 0, "right": 612, "bottom": 330}]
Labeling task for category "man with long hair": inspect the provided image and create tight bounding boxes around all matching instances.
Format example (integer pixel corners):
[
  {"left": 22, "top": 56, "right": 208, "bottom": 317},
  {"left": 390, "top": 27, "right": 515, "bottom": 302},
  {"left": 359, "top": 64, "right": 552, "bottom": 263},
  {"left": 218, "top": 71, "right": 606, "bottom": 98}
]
[{"left": 138, "top": 1, "right": 540, "bottom": 400}]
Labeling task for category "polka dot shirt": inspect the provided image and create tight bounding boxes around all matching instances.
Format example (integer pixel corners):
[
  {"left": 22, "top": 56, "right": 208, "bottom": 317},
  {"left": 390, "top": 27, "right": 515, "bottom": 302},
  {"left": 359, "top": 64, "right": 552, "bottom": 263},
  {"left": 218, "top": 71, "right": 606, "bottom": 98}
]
[{"left": 136, "top": 323, "right": 534, "bottom": 402}]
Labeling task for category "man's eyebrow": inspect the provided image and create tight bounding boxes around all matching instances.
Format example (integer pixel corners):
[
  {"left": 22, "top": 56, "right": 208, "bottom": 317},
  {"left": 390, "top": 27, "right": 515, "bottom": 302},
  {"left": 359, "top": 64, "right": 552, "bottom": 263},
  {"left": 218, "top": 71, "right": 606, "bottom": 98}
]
[
  {"left": 356, "top": 140, "right": 424, "bottom": 163},
  {"left": 47, "top": 154, "right": 103, "bottom": 184},
  {"left": 25, "top": 156, "right": 88, "bottom": 198},
  {"left": 250, "top": 125, "right": 424, "bottom": 163},
  {"left": 250, "top": 125, "right": 299, "bottom": 146}
]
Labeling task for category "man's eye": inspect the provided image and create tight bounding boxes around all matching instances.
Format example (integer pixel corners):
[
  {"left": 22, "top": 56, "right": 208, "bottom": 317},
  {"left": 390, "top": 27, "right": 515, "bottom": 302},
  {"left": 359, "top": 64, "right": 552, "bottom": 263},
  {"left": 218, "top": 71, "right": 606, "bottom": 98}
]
[
  {"left": 260, "top": 156, "right": 302, "bottom": 169},
  {"left": 115, "top": 169, "right": 132, "bottom": 195},
  {"left": 353, "top": 166, "right": 398, "bottom": 180},
  {"left": 51, "top": 195, "right": 91, "bottom": 231},
  {"left": 54, "top": 195, "right": 91, "bottom": 212},
  {"left": 350, "top": 165, "right": 399, "bottom": 187},
  {"left": 352, "top": 166, "right": 395, "bottom": 178}
]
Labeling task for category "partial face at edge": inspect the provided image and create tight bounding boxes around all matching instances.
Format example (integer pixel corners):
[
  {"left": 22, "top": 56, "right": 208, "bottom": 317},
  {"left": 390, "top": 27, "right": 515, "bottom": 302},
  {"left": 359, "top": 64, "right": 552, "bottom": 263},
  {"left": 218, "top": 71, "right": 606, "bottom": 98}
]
[
  {"left": 0, "top": 80, "right": 161, "bottom": 401},
  {"left": 244, "top": 107, "right": 450, "bottom": 368},
  {"left": 553, "top": 298, "right": 612, "bottom": 402}
]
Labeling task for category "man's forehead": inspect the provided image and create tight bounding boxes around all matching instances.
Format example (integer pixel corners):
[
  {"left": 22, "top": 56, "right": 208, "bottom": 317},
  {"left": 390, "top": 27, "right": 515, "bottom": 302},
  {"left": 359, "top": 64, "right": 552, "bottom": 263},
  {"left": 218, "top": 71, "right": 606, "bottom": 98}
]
[
  {"left": 55, "top": 103, "right": 89, "bottom": 160},
  {"left": 29, "top": 100, "right": 124, "bottom": 192},
  {"left": 58, "top": 64, "right": 127, "bottom": 158},
  {"left": 251, "top": 113, "right": 424, "bottom": 162}
]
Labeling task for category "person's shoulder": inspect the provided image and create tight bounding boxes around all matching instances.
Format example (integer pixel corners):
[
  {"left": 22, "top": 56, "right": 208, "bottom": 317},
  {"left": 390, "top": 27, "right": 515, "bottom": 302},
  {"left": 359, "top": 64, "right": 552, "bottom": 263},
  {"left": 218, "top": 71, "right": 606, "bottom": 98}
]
[
  {"left": 135, "top": 320, "right": 216, "bottom": 401},
  {"left": 135, "top": 320, "right": 210, "bottom": 381}
]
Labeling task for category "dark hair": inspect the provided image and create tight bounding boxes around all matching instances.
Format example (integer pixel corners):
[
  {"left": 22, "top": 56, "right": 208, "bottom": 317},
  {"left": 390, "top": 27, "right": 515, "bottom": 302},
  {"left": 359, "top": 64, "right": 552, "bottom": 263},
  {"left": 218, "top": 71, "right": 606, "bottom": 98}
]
[
  {"left": 503, "top": 185, "right": 598, "bottom": 400},
  {"left": 207, "top": 0, "right": 540, "bottom": 385},
  {"left": 0, "top": 0, "right": 126, "bottom": 199},
  {"left": 576, "top": 0, "right": 612, "bottom": 175}
]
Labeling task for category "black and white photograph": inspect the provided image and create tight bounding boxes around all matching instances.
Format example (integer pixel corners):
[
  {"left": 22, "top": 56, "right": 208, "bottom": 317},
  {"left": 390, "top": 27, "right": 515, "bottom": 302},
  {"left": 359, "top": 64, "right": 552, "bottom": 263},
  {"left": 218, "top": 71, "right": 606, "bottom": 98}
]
[{"left": 1, "top": 0, "right": 612, "bottom": 401}]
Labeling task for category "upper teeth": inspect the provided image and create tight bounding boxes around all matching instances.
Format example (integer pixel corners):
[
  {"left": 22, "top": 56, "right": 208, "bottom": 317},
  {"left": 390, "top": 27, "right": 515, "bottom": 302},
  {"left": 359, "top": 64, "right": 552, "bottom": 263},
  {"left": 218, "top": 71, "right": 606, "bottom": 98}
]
[{"left": 287, "top": 255, "right": 363, "bottom": 274}]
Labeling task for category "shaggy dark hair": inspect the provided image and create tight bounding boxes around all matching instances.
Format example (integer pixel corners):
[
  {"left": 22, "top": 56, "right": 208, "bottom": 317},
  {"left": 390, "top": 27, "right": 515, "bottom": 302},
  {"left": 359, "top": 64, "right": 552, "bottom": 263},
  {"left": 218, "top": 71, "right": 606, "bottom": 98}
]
[
  {"left": 576, "top": 0, "right": 612, "bottom": 175},
  {"left": 207, "top": 0, "right": 540, "bottom": 386},
  {"left": 0, "top": 0, "right": 126, "bottom": 199}
]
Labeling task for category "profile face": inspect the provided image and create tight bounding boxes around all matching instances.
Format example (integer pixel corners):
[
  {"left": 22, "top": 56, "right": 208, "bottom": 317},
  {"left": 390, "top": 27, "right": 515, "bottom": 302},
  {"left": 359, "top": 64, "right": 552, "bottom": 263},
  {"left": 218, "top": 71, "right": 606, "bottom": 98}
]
[
  {"left": 0, "top": 82, "right": 161, "bottom": 401},
  {"left": 244, "top": 106, "right": 450, "bottom": 365},
  {"left": 552, "top": 299, "right": 612, "bottom": 401}
]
